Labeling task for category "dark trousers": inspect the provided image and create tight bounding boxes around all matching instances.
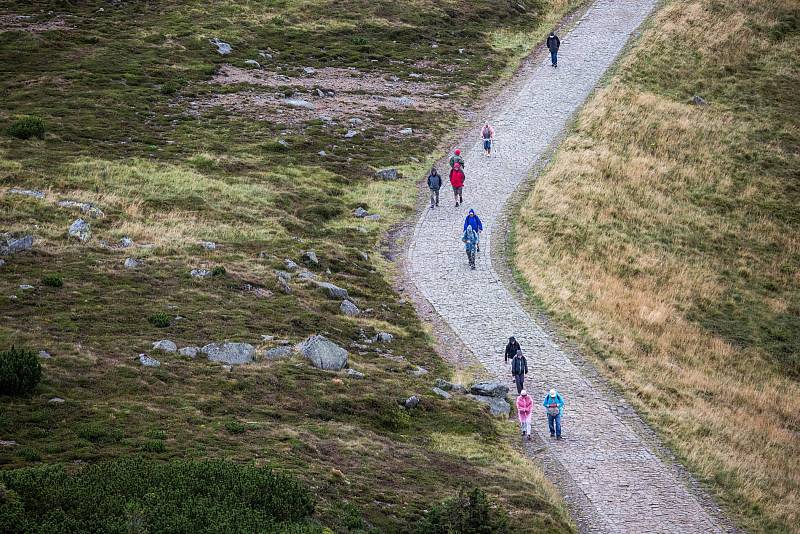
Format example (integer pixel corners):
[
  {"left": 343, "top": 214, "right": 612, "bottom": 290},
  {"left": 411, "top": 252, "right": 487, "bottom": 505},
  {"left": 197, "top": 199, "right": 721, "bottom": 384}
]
[
  {"left": 513, "top": 374, "right": 524, "bottom": 394},
  {"left": 548, "top": 413, "right": 562, "bottom": 437},
  {"left": 550, "top": 50, "right": 558, "bottom": 65}
]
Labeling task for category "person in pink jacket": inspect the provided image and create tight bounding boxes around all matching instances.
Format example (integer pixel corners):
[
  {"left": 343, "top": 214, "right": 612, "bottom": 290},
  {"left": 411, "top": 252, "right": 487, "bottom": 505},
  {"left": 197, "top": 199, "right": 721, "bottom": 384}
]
[{"left": 516, "top": 389, "right": 533, "bottom": 440}]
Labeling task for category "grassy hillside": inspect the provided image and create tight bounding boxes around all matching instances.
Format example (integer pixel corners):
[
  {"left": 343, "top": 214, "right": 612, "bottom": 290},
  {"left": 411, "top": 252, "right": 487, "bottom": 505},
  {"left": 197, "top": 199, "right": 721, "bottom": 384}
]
[
  {"left": 0, "top": 0, "right": 579, "bottom": 531},
  {"left": 512, "top": 0, "right": 799, "bottom": 531}
]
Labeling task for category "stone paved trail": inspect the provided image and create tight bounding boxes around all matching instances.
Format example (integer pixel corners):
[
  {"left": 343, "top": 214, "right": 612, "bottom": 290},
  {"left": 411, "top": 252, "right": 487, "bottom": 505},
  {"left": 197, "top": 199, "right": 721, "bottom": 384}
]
[{"left": 408, "top": 0, "right": 728, "bottom": 531}]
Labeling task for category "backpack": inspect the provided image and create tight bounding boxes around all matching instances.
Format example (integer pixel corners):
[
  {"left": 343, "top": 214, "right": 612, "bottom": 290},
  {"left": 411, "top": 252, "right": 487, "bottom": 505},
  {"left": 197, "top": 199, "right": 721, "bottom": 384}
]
[
  {"left": 546, "top": 395, "right": 561, "bottom": 416},
  {"left": 453, "top": 162, "right": 461, "bottom": 171}
]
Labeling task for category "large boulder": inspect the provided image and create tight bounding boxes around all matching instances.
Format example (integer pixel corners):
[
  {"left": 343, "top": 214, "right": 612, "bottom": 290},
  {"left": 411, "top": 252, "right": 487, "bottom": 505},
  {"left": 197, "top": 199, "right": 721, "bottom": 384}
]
[
  {"left": 296, "top": 335, "right": 348, "bottom": 371},
  {"left": 302, "top": 250, "right": 319, "bottom": 265},
  {"left": 404, "top": 395, "right": 420, "bottom": 409},
  {"left": 435, "top": 378, "right": 465, "bottom": 393},
  {"left": 202, "top": 342, "right": 255, "bottom": 365},
  {"left": 374, "top": 332, "right": 393, "bottom": 343},
  {"left": 431, "top": 387, "right": 451, "bottom": 399},
  {"left": 139, "top": 354, "right": 161, "bottom": 368},
  {"left": 152, "top": 340, "right": 177, "bottom": 352},
  {"left": 314, "top": 281, "right": 349, "bottom": 299},
  {"left": 210, "top": 37, "right": 232, "bottom": 55},
  {"left": 8, "top": 188, "right": 45, "bottom": 199},
  {"left": 0, "top": 234, "right": 33, "bottom": 255},
  {"left": 340, "top": 299, "right": 360, "bottom": 317},
  {"left": 469, "top": 381, "right": 508, "bottom": 398},
  {"left": 468, "top": 395, "right": 511, "bottom": 417},
  {"left": 68, "top": 219, "right": 91, "bottom": 242},
  {"left": 375, "top": 168, "right": 399, "bottom": 180},
  {"left": 264, "top": 345, "right": 293, "bottom": 360}
]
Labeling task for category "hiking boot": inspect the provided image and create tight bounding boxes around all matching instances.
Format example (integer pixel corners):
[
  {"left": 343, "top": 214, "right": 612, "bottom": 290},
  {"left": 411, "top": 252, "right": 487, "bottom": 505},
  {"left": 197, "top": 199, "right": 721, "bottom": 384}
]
[
  {"left": 556, "top": 435, "right": 562, "bottom": 440},
  {"left": 550, "top": 433, "right": 555, "bottom": 438},
  {"left": 526, "top": 434, "right": 532, "bottom": 441}
]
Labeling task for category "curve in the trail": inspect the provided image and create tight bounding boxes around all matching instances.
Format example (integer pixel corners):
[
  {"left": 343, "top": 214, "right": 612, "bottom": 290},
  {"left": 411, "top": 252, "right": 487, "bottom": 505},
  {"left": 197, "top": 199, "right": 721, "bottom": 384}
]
[{"left": 408, "top": 0, "right": 726, "bottom": 532}]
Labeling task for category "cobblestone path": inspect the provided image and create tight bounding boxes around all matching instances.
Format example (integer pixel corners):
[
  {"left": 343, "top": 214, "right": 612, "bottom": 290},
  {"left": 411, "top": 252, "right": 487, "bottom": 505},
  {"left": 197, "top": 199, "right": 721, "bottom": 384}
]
[{"left": 408, "top": 0, "right": 727, "bottom": 531}]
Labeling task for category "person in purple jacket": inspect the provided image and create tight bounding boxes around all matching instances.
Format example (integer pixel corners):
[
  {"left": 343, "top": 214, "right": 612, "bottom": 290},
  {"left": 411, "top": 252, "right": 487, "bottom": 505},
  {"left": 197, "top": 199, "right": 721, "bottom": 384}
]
[{"left": 463, "top": 209, "right": 483, "bottom": 252}]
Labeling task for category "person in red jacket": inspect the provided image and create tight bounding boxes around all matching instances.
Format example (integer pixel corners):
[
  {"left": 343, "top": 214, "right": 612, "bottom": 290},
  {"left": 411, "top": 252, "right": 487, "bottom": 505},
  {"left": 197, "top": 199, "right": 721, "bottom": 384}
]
[
  {"left": 449, "top": 162, "right": 465, "bottom": 207},
  {"left": 516, "top": 389, "right": 533, "bottom": 440}
]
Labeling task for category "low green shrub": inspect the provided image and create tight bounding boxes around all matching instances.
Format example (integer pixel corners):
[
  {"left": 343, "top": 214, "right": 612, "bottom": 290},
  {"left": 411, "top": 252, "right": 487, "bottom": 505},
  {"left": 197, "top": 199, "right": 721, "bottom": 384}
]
[
  {"left": 0, "top": 458, "right": 320, "bottom": 532},
  {"left": 41, "top": 275, "right": 63, "bottom": 288},
  {"left": 161, "top": 80, "right": 180, "bottom": 95},
  {"left": 0, "top": 347, "right": 42, "bottom": 396},
  {"left": 212, "top": 266, "right": 226, "bottom": 277},
  {"left": 224, "top": 420, "right": 246, "bottom": 434},
  {"left": 7, "top": 116, "right": 45, "bottom": 140},
  {"left": 76, "top": 422, "right": 123, "bottom": 444},
  {"left": 417, "top": 487, "right": 509, "bottom": 534},
  {"left": 140, "top": 439, "right": 166, "bottom": 453},
  {"left": 147, "top": 312, "right": 171, "bottom": 328},
  {"left": 16, "top": 447, "right": 41, "bottom": 463}
]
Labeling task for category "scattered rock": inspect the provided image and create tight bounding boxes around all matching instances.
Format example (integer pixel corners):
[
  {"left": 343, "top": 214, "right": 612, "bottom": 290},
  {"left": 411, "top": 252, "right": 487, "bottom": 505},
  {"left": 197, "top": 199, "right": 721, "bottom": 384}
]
[
  {"left": 124, "top": 258, "right": 143, "bottom": 269},
  {"left": 68, "top": 219, "right": 91, "bottom": 242},
  {"left": 38, "top": 350, "right": 51, "bottom": 359},
  {"left": 409, "top": 366, "right": 428, "bottom": 377},
  {"left": 179, "top": 346, "right": 199, "bottom": 358},
  {"left": 190, "top": 268, "right": 212, "bottom": 278},
  {"left": 275, "top": 270, "right": 292, "bottom": 282},
  {"left": 49, "top": 397, "right": 65, "bottom": 404},
  {"left": 258, "top": 50, "right": 273, "bottom": 60},
  {"left": 139, "top": 354, "right": 161, "bottom": 367},
  {"left": 58, "top": 200, "right": 104, "bottom": 218},
  {"left": 399, "top": 127, "right": 413, "bottom": 135},
  {"left": 8, "top": 188, "right": 45, "bottom": 199},
  {"left": 202, "top": 342, "right": 255, "bottom": 365},
  {"left": 277, "top": 277, "right": 292, "bottom": 294},
  {"left": 302, "top": 250, "right": 319, "bottom": 265},
  {"left": 364, "top": 214, "right": 381, "bottom": 221},
  {"left": 431, "top": 387, "right": 451, "bottom": 399},
  {"left": 297, "top": 334, "right": 348, "bottom": 371},
  {"left": 375, "top": 168, "right": 399, "bottom": 180},
  {"left": 200, "top": 241, "right": 216, "bottom": 251},
  {"left": 353, "top": 207, "right": 368, "bottom": 218},
  {"left": 435, "top": 378, "right": 465, "bottom": 393},
  {"left": 0, "top": 440, "right": 16, "bottom": 447},
  {"left": 19, "top": 284, "right": 34, "bottom": 290},
  {"left": 244, "top": 59, "right": 261, "bottom": 69},
  {"left": 1, "top": 235, "right": 36, "bottom": 255},
  {"left": 404, "top": 395, "right": 420, "bottom": 409},
  {"left": 152, "top": 339, "right": 177, "bottom": 352},
  {"left": 318, "top": 150, "right": 327, "bottom": 156},
  {"left": 347, "top": 368, "right": 365, "bottom": 378},
  {"left": 690, "top": 95, "right": 707, "bottom": 106},
  {"left": 303, "top": 66, "right": 317, "bottom": 75},
  {"left": 285, "top": 258, "right": 300, "bottom": 271},
  {"left": 243, "top": 283, "right": 273, "bottom": 299},
  {"left": 344, "top": 130, "right": 359, "bottom": 139},
  {"left": 119, "top": 236, "right": 134, "bottom": 248},
  {"left": 468, "top": 395, "right": 511, "bottom": 417},
  {"left": 314, "top": 281, "right": 349, "bottom": 299},
  {"left": 210, "top": 37, "right": 232, "bottom": 55},
  {"left": 469, "top": 381, "right": 508, "bottom": 398},
  {"left": 374, "top": 332, "right": 394, "bottom": 343},
  {"left": 340, "top": 299, "right": 360, "bottom": 317},
  {"left": 409, "top": 72, "right": 423, "bottom": 79},
  {"left": 297, "top": 270, "right": 317, "bottom": 281},
  {"left": 283, "top": 98, "right": 314, "bottom": 109},
  {"left": 264, "top": 345, "right": 293, "bottom": 360},
  {"left": 357, "top": 251, "right": 369, "bottom": 261},
  {"left": 396, "top": 96, "right": 414, "bottom": 106},
  {"left": 349, "top": 117, "right": 363, "bottom": 125},
  {"left": 316, "top": 88, "right": 326, "bottom": 97}
]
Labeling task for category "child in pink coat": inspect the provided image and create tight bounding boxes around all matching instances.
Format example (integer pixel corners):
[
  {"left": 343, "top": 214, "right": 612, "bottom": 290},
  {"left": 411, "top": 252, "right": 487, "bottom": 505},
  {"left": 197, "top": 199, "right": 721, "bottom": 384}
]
[{"left": 516, "top": 389, "right": 533, "bottom": 440}]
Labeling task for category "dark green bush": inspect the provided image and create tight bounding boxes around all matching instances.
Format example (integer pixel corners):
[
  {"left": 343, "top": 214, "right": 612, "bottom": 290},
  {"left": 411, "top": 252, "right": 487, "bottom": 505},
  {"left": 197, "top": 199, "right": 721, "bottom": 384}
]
[
  {"left": 417, "top": 487, "right": 509, "bottom": 534},
  {"left": 16, "top": 448, "right": 41, "bottom": 463},
  {"left": 140, "top": 439, "right": 166, "bottom": 453},
  {"left": 225, "top": 420, "right": 247, "bottom": 434},
  {"left": 148, "top": 312, "right": 171, "bottom": 328},
  {"left": 0, "top": 347, "right": 42, "bottom": 395},
  {"left": 41, "top": 274, "right": 63, "bottom": 288},
  {"left": 212, "top": 266, "right": 226, "bottom": 277},
  {"left": 7, "top": 116, "right": 45, "bottom": 140},
  {"left": 161, "top": 80, "right": 180, "bottom": 95},
  {"left": 76, "top": 422, "right": 123, "bottom": 444},
  {"left": 0, "top": 458, "right": 319, "bottom": 533}
]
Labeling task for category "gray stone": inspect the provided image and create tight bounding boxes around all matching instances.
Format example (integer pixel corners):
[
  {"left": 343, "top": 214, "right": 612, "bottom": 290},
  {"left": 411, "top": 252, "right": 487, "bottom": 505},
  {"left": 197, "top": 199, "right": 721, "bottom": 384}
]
[
  {"left": 139, "top": 354, "right": 161, "bottom": 367},
  {"left": 58, "top": 200, "right": 104, "bottom": 218},
  {"left": 285, "top": 258, "right": 300, "bottom": 271},
  {"left": 432, "top": 387, "right": 451, "bottom": 399},
  {"left": 347, "top": 368, "right": 364, "bottom": 378},
  {"left": 397, "top": 96, "right": 414, "bottom": 106},
  {"left": 19, "top": 284, "right": 34, "bottom": 290},
  {"left": 374, "top": 332, "right": 394, "bottom": 343},
  {"left": 8, "top": 188, "right": 45, "bottom": 199},
  {"left": 353, "top": 207, "right": 368, "bottom": 218},
  {"left": 297, "top": 270, "right": 316, "bottom": 282},
  {"left": 48, "top": 397, "right": 65, "bottom": 404},
  {"left": 318, "top": 150, "right": 327, "bottom": 157},
  {"left": 124, "top": 258, "right": 143, "bottom": 269},
  {"left": 200, "top": 241, "right": 216, "bottom": 251},
  {"left": 340, "top": 299, "right": 360, "bottom": 317},
  {"left": 404, "top": 395, "right": 420, "bottom": 409},
  {"left": 344, "top": 130, "right": 359, "bottom": 139},
  {"left": 349, "top": 117, "right": 363, "bottom": 125},
  {"left": 179, "top": 346, "right": 199, "bottom": 358},
  {"left": 399, "top": 127, "right": 413, "bottom": 135},
  {"left": 303, "top": 66, "right": 317, "bottom": 75},
  {"left": 435, "top": 378, "right": 465, "bottom": 393},
  {"left": 264, "top": 345, "right": 293, "bottom": 360},
  {"left": 244, "top": 59, "right": 261, "bottom": 69},
  {"left": 38, "top": 350, "right": 51, "bottom": 359},
  {"left": 275, "top": 270, "right": 292, "bottom": 282},
  {"left": 316, "top": 88, "right": 326, "bottom": 97},
  {"left": 202, "top": 342, "right": 255, "bottom": 365},
  {"left": 314, "top": 281, "right": 349, "bottom": 299},
  {"left": 190, "top": 268, "right": 212, "bottom": 278},
  {"left": 277, "top": 277, "right": 292, "bottom": 294},
  {"left": 296, "top": 334, "right": 348, "bottom": 371},
  {"left": 68, "top": 219, "right": 91, "bottom": 242},
  {"left": 468, "top": 395, "right": 510, "bottom": 417},
  {"left": 375, "top": 168, "right": 399, "bottom": 180},
  {"left": 0, "top": 440, "right": 16, "bottom": 447},
  {"left": 119, "top": 236, "right": 134, "bottom": 248},
  {"left": 283, "top": 98, "right": 314, "bottom": 109},
  {"left": 357, "top": 251, "right": 369, "bottom": 261},
  {"left": 258, "top": 50, "right": 273, "bottom": 59},
  {"left": 210, "top": 37, "right": 232, "bottom": 55},
  {"left": 152, "top": 339, "right": 177, "bottom": 352},
  {"left": 364, "top": 214, "right": 381, "bottom": 221},
  {"left": 302, "top": 250, "right": 319, "bottom": 265},
  {"left": 469, "top": 381, "right": 508, "bottom": 398},
  {"left": 690, "top": 95, "right": 707, "bottom": 106},
  {"left": 409, "top": 365, "right": 428, "bottom": 377},
  {"left": 1, "top": 234, "right": 34, "bottom": 255}
]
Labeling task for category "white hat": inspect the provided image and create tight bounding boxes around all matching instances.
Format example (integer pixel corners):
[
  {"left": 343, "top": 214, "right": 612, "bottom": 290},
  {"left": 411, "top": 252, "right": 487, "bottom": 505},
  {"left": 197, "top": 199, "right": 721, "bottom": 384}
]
[
  {"left": 549, "top": 388, "right": 556, "bottom": 397},
  {"left": 520, "top": 389, "right": 527, "bottom": 396}
]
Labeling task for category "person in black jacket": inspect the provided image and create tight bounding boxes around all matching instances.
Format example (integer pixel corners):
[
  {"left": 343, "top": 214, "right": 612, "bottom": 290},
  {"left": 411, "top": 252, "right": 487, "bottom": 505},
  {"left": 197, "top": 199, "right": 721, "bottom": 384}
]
[
  {"left": 427, "top": 167, "right": 442, "bottom": 208},
  {"left": 546, "top": 32, "right": 560, "bottom": 67},
  {"left": 504, "top": 336, "right": 521, "bottom": 363},
  {"left": 511, "top": 350, "right": 528, "bottom": 394}
]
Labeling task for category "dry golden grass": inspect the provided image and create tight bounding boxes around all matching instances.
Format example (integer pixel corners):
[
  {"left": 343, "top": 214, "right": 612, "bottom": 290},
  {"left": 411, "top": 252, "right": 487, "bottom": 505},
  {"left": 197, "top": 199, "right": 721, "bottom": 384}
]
[{"left": 514, "top": 0, "right": 799, "bottom": 531}]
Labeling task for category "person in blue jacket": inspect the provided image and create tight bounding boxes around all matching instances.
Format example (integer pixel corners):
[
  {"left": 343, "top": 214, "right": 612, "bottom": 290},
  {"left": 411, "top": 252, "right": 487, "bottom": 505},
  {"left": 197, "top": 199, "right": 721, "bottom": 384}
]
[
  {"left": 462, "top": 225, "right": 478, "bottom": 270},
  {"left": 463, "top": 209, "right": 483, "bottom": 252},
  {"left": 543, "top": 388, "right": 565, "bottom": 439}
]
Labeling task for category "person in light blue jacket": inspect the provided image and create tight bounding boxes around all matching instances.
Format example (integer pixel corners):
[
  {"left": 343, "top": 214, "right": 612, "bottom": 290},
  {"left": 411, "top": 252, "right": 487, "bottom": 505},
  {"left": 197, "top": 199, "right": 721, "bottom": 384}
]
[{"left": 543, "top": 388, "right": 565, "bottom": 439}]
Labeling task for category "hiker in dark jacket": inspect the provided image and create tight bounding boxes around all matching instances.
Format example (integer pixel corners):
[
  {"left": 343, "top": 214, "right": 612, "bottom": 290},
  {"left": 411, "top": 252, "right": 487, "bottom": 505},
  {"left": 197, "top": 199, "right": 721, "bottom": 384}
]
[
  {"left": 511, "top": 350, "right": 528, "bottom": 394},
  {"left": 547, "top": 32, "right": 560, "bottom": 67},
  {"left": 427, "top": 167, "right": 442, "bottom": 208},
  {"left": 463, "top": 209, "right": 483, "bottom": 251},
  {"left": 505, "top": 336, "right": 522, "bottom": 363},
  {"left": 449, "top": 149, "right": 465, "bottom": 169}
]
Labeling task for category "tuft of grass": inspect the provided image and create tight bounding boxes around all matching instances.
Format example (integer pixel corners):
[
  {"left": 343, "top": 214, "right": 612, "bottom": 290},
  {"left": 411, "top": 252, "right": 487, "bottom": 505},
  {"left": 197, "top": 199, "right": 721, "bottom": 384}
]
[
  {"left": 76, "top": 422, "right": 123, "bottom": 444},
  {"left": 6, "top": 115, "right": 45, "bottom": 140},
  {"left": 224, "top": 420, "right": 246, "bottom": 434},
  {"left": 41, "top": 275, "right": 63, "bottom": 288},
  {"left": 513, "top": 0, "right": 799, "bottom": 530},
  {"left": 211, "top": 266, "right": 226, "bottom": 277},
  {"left": 147, "top": 312, "right": 171, "bottom": 328}
]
